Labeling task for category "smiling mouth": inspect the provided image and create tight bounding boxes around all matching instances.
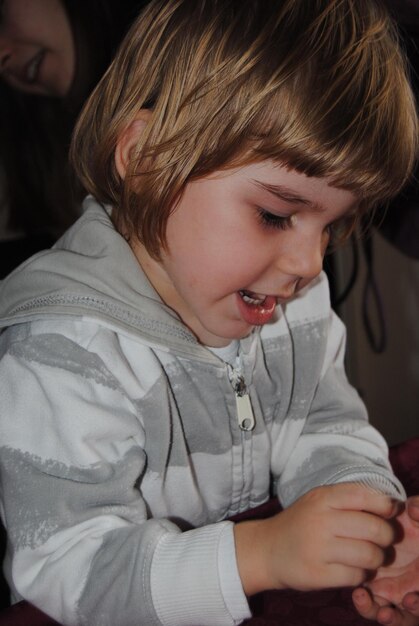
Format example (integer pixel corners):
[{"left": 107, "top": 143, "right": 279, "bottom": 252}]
[{"left": 25, "top": 50, "right": 45, "bottom": 84}]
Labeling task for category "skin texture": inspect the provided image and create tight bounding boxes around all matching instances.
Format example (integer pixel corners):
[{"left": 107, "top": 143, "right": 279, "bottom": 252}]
[
  {"left": 234, "top": 483, "right": 399, "bottom": 596},
  {"left": 123, "top": 159, "right": 357, "bottom": 348},
  {"left": 115, "top": 114, "right": 357, "bottom": 348},
  {"left": 353, "top": 496, "right": 419, "bottom": 626},
  {"left": 0, "top": 0, "right": 75, "bottom": 96}
]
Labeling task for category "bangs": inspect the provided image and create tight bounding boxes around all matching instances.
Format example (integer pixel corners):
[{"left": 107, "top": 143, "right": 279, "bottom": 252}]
[
  {"left": 72, "top": 0, "right": 418, "bottom": 256},
  {"left": 179, "top": 3, "right": 417, "bottom": 213},
  {"left": 246, "top": 65, "right": 415, "bottom": 210}
]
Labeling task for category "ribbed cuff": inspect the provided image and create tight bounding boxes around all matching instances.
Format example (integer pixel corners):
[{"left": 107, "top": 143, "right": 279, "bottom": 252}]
[
  {"left": 218, "top": 523, "right": 251, "bottom": 623},
  {"left": 150, "top": 521, "right": 251, "bottom": 626}
]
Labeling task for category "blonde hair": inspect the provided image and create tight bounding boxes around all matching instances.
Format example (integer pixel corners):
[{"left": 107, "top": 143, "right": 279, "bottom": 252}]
[{"left": 71, "top": 0, "right": 418, "bottom": 258}]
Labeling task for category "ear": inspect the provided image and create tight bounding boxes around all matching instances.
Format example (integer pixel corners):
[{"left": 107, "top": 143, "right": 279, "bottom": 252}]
[{"left": 114, "top": 109, "right": 152, "bottom": 179}]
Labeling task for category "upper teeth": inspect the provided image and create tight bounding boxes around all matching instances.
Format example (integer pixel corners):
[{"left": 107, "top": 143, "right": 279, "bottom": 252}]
[{"left": 240, "top": 290, "right": 266, "bottom": 305}]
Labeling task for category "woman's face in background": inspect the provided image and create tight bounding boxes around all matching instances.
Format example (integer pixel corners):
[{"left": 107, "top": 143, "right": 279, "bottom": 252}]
[{"left": 0, "top": 0, "right": 75, "bottom": 97}]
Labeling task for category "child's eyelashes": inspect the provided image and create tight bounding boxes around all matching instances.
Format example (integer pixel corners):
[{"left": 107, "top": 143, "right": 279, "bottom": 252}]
[
  {"left": 256, "top": 208, "right": 295, "bottom": 231},
  {"left": 255, "top": 208, "right": 355, "bottom": 245}
]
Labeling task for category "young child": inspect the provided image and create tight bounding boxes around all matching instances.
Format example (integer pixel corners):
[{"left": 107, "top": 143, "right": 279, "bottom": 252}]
[{"left": 0, "top": 1, "right": 418, "bottom": 625}]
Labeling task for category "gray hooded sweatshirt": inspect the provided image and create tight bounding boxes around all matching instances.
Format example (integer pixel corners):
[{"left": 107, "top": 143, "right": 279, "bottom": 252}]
[{"left": 0, "top": 197, "right": 404, "bottom": 626}]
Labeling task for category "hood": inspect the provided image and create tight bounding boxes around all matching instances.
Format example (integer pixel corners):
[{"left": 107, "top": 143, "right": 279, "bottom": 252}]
[{"left": 0, "top": 197, "right": 212, "bottom": 361}]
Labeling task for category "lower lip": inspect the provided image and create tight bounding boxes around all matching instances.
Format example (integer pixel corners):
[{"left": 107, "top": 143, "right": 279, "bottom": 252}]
[{"left": 236, "top": 292, "right": 277, "bottom": 326}]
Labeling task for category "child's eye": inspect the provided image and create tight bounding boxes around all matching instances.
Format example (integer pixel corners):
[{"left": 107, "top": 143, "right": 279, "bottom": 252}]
[{"left": 257, "top": 208, "right": 294, "bottom": 231}]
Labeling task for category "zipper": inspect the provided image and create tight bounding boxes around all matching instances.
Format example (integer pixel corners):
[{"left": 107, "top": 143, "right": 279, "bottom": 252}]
[{"left": 228, "top": 357, "right": 256, "bottom": 432}]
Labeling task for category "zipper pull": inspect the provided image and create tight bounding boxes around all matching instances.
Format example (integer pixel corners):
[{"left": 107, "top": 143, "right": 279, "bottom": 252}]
[{"left": 229, "top": 367, "right": 256, "bottom": 432}]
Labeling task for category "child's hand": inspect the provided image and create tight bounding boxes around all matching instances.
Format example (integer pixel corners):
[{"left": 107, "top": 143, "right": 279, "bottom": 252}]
[
  {"left": 353, "top": 496, "right": 419, "bottom": 626},
  {"left": 234, "top": 483, "right": 398, "bottom": 596}
]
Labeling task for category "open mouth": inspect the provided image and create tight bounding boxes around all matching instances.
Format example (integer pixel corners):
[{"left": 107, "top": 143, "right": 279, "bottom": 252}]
[{"left": 237, "top": 290, "right": 277, "bottom": 326}]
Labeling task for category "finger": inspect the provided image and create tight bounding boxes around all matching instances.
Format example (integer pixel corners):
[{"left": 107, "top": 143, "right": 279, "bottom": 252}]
[
  {"left": 353, "top": 587, "right": 380, "bottom": 620},
  {"left": 353, "top": 587, "right": 391, "bottom": 620},
  {"left": 327, "top": 483, "right": 401, "bottom": 518},
  {"left": 376, "top": 604, "right": 405, "bottom": 626},
  {"left": 331, "top": 538, "right": 386, "bottom": 571},
  {"left": 402, "top": 592, "right": 419, "bottom": 616},
  {"left": 376, "top": 605, "right": 419, "bottom": 626},
  {"left": 319, "top": 563, "right": 367, "bottom": 589},
  {"left": 334, "top": 510, "right": 395, "bottom": 547}
]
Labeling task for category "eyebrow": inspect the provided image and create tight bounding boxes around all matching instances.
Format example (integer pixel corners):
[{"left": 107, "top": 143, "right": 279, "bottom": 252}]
[{"left": 252, "top": 180, "right": 325, "bottom": 212}]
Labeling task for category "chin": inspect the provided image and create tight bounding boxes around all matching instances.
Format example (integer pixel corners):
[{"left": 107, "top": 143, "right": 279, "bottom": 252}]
[{"left": 201, "top": 323, "right": 254, "bottom": 347}]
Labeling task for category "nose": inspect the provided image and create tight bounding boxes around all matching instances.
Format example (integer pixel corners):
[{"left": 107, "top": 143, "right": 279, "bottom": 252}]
[{"left": 277, "top": 230, "right": 326, "bottom": 285}]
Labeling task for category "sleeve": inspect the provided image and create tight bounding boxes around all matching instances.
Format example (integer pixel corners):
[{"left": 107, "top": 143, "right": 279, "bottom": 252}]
[
  {"left": 0, "top": 326, "right": 249, "bottom": 626},
  {"left": 275, "top": 304, "right": 406, "bottom": 508}
]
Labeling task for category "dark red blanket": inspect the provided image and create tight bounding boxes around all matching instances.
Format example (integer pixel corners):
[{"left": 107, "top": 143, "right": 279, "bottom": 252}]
[{"left": 0, "top": 438, "right": 417, "bottom": 626}]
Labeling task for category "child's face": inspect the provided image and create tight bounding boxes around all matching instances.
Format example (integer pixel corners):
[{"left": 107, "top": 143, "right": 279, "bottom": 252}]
[{"left": 132, "top": 161, "right": 358, "bottom": 347}]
